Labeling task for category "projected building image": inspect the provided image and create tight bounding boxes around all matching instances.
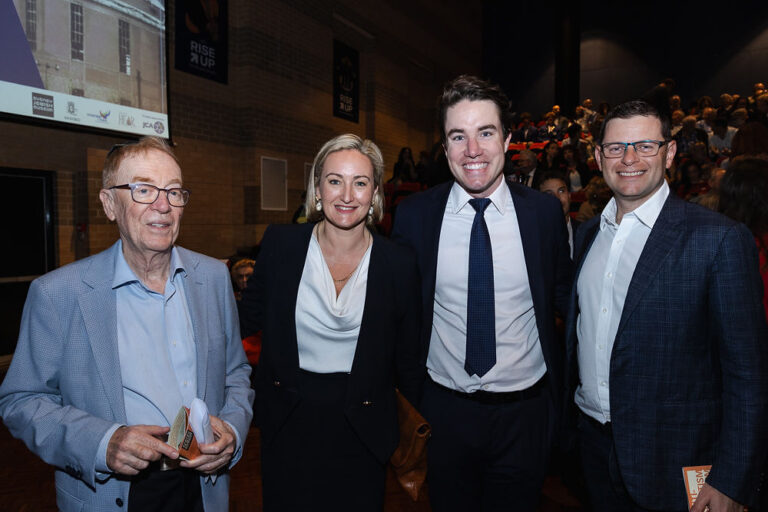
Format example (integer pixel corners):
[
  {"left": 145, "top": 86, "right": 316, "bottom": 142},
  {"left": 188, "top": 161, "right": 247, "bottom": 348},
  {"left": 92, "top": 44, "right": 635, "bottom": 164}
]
[{"left": 2, "top": 0, "right": 168, "bottom": 137}]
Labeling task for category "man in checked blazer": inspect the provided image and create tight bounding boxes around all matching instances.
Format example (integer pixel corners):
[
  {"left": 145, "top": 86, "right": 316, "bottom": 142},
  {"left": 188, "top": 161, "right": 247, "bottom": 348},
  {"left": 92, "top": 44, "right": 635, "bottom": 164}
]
[
  {"left": 566, "top": 100, "right": 768, "bottom": 512},
  {"left": 0, "top": 137, "right": 253, "bottom": 511}
]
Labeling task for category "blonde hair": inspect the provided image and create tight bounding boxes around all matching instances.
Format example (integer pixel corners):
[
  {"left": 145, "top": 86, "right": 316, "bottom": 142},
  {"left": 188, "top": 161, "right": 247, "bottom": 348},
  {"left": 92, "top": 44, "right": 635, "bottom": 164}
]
[
  {"left": 305, "top": 134, "right": 385, "bottom": 226},
  {"left": 231, "top": 258, "right": 255, "bottom": 273}
]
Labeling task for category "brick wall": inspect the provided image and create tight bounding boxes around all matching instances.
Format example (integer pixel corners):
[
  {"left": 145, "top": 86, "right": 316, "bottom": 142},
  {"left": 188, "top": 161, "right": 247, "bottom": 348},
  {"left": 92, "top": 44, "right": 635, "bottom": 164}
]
[{"left": 0, "top": 0, "right": 481, "bottom": 264}]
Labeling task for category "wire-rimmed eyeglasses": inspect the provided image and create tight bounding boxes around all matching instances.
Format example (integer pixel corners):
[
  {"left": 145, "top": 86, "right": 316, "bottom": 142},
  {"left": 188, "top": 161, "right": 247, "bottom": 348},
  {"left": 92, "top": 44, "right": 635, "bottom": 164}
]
[
  {"left": 599, "top": 140, "right": 667, "bottom": 159},
  {"left": 109, "top": 183, "right": 190, "bottom": 207}
]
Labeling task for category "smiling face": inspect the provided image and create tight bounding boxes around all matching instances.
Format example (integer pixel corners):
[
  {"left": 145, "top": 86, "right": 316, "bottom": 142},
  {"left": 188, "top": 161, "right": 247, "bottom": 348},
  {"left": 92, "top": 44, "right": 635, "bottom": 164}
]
[
  {"left": 316, "top": 149, "right": 376, "bottom": 231},
  {"left": 444, "top": 99, "right": 511, "bottom": 198},
  {"left": 596, "top": 115, "right": 676, "bottom": 220},
  {"left": 99, "top": 148, "right": 184, "bottom": 263}
]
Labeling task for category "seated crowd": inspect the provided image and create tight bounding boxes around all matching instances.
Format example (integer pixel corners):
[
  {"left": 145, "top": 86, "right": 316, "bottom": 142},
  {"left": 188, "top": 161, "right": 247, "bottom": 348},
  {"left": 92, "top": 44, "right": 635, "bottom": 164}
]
[{"left": 366, "top": 80, "right": 768, "bottom": 238}]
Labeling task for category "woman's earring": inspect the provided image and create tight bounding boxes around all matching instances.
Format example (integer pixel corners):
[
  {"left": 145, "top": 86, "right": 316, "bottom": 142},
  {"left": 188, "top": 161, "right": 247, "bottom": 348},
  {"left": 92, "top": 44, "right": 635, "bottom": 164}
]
[
  {"left": 368, "top": 205, "right": 374, "bottom": 216},
  {"left": 316, "top": 198, "right": 322, "bottom": 212}
]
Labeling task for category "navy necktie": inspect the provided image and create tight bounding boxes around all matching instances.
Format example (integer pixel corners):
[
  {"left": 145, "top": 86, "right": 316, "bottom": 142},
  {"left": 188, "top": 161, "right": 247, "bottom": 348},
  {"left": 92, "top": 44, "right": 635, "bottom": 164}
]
[{"left": 465, "top": 198, "right": 496, "bottom": 377}]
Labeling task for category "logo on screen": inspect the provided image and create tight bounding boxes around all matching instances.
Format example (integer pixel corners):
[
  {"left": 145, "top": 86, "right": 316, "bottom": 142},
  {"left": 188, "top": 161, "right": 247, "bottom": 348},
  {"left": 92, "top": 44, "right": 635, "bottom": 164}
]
[
  {"left": 87, "top": 110, "right": 111, "bottom": 123},
  {"left": 153, "top": 121, "right": 165, "bottom": 134},
  {"left": 119, "top": 113, "right": 135, "bottom": 126},
  {"left": 32, "top": 93, "right": 55, "bottom": 117}
]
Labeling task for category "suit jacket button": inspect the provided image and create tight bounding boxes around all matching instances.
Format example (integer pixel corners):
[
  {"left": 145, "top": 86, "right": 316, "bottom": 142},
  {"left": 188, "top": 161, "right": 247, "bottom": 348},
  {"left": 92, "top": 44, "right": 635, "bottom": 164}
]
[
  {"left": 273, "top": 380, "right": 281, "bottom": 387},
  {"left": 115, "top": 497, "right": 124, "bottom": 507},
  {"left": 362, "top": 400, "right": 373, "bottom": 406}
]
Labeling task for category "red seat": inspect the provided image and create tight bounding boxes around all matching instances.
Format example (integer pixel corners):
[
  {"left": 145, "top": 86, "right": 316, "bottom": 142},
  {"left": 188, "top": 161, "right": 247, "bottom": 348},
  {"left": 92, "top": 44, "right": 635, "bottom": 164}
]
[{"left": 242, "top": 333, "right": 262, "bottom": 365}]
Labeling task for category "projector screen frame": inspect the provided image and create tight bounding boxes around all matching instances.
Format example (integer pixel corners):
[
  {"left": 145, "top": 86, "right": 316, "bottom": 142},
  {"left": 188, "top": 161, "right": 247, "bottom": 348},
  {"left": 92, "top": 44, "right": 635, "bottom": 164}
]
[{"left": 0, "top": 0, "right": 173, "bottom": 140}]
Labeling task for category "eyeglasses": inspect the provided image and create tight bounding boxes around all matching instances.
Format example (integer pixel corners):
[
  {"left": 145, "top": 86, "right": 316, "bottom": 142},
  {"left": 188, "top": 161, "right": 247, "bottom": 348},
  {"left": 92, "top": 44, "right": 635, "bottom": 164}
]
[
  {"left": 599, "top": 140, "right": 667, "bottom": 159},
  {"left": 109, "top": 183, "right": 190, "bottom": 207}
]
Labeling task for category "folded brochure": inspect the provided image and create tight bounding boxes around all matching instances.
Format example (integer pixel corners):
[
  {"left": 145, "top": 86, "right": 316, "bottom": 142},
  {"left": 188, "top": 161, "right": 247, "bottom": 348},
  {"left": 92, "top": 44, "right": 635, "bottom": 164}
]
[
  {"left": 168, "top": 406, "right": 202, "bottom": 460},
  {"left": 682, "top": 465, "right": 711, "bottom": 510}
]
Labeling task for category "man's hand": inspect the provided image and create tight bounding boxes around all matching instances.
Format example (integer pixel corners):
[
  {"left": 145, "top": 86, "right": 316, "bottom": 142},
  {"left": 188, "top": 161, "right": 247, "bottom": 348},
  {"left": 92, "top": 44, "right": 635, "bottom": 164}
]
[
  {"left": 107, "top": 425, "right": 179, "bottom": 475},
  {"left": 180, "top": 415, "right": 237, "bottom": 475},
  {"left": 691, "top": 483, "right": 744, "bottom": 512}
]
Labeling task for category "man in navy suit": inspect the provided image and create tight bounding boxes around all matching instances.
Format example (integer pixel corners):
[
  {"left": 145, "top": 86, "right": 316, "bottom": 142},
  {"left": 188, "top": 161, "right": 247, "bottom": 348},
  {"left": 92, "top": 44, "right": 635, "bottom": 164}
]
[
  {"left": 392, "top": 75, "right": 571, "bottom": 511},
  {"left": 512, "top": 112, "right": 540, "bottom": 143},
  {"left": 566, "top": 100, "right": 768, "bottom": 512}
]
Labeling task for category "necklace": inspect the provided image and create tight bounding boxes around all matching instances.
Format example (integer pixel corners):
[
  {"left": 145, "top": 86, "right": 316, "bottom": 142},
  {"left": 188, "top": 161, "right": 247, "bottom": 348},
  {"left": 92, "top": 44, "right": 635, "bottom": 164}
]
[
  {"left": 317, "top": 222, "right": 370, "bottom": 283},
  {"left": 332, "top": 268, "right": 357, "bottom": 283}
]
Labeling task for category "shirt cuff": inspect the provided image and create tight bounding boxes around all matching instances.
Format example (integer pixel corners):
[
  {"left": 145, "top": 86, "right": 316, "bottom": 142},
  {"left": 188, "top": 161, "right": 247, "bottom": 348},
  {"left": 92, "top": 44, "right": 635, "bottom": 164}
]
[{"left": 95, "top": 423, "right": 123, "bottom": 476}]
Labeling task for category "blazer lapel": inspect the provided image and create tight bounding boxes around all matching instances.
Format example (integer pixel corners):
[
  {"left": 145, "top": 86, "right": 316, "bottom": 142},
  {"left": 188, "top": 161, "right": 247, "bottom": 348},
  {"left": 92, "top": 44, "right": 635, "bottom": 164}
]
[
  {"left": 281, "top": 224, "right": 315, "bottom": 373},
  {"left": 348, "top": 234, "right": 383, "bottom": 386},
  {"left": 573, "top": 220, "right": 601, "bottom": 285},
  {"left": 509, "top": 182, "right": 545, "bottom": 308},
  {"left": 178, "top": 249, "right": 209, "bottom": 401},
  {"left": 422, "top": 183, "right": 451, "bottom": 306},
  {"left": 566, "top": 218, "right": 600, "bottom": 349},
  {"left": 615, "top": 195, "right": 685, "bottom": 337},
  {"left": 79, "top": 243, "right": 126, "bottom": 422}
]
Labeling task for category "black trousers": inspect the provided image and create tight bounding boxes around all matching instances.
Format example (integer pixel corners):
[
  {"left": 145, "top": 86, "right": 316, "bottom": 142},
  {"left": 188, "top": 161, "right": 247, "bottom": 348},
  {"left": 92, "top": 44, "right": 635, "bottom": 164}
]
[
  {"left": 422, "top": 377, "right": 554, "bottom": 512},
  {"left": 128, "top": 466, "right": 203, "bottom": 512},
  {"left": 577, "top": 411, "right": 687, "bottom": 512},
  {"left": 260, "top": 370, "right": 386, "bottom": 512}
]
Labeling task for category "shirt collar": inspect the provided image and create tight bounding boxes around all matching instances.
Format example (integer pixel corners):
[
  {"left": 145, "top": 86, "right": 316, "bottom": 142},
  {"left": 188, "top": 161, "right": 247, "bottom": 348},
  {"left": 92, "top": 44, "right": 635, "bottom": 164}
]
[
  {"left": 448, "top": 179, "right": 511, "bottom": 215},
  {"left": 112, "top": 239, "right": 186, "bottom": 289},
  {"left": 600, "top": 181, "right": 669, "bottom": 230}
]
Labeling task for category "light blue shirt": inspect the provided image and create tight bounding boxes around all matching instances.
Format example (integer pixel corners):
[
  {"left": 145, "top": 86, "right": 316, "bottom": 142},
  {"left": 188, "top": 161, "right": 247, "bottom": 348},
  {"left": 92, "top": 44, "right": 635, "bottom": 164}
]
[
  {"left": 95, "top": 241, "right": 197, "bottom": 472},
  {"left": 575, "top": 182, "right": 669, "bottom": 423}
]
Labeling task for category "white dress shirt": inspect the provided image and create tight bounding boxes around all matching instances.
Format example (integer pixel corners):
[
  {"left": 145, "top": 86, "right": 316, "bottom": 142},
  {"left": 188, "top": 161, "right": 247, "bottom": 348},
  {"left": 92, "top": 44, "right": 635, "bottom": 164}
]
[
  {"left": 428, "top": 181, "right": 546, "bottom": 392},
  {"left": 524, "top": 168, "right": 537, "bottom": 188},
  {"left": 575, "top": 182, "right": 670, "bottom": 423},
  {"left": 295, "top": 233, "right": 371, "bottom": 373}
]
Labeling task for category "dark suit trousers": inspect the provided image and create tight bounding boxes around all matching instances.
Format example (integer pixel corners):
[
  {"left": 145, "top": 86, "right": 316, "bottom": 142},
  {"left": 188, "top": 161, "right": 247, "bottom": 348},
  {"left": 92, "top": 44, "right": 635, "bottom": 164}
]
[
  {"left": 128, "top": 467, "right": 203, "bottom": 512},
  {"left": 422, "top": 377, "right": 554, "bottom": 512},
  {"left": 578, "top": 412, "right": 687, "bottom": 512}
]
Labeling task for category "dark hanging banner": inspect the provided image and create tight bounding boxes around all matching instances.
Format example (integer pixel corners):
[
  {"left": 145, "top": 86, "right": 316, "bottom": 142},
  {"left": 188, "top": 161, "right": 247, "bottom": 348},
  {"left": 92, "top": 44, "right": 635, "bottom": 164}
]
[
  {"left": 175, "top": 0, "right": 228, "bottom": 84},
  {"left": 333, "top": 40, "right": 359, "bottom": 123}
]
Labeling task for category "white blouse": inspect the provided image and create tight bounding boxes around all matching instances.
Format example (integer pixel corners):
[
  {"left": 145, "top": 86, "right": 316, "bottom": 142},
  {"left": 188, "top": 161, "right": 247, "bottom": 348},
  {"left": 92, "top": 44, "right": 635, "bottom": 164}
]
[{"left": 295, "top": 233, "right": 372, "bottom": 373}]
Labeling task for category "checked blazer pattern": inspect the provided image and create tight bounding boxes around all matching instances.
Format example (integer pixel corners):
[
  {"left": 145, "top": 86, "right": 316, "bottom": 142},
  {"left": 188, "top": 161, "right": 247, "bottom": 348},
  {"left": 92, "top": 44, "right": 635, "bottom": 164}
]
[{"left": 565, "top": 194, "right": 768, "bottom": 509}]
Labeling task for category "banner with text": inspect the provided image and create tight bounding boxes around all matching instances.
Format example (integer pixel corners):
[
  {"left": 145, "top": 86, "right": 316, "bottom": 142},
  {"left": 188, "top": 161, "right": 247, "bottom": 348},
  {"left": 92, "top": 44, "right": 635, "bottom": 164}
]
[
  {"left": 333, "top": 40, "right": 359, "bottom": 123},
  {"left": 175, "top": 0, "right": 228, "bottom": 83}
]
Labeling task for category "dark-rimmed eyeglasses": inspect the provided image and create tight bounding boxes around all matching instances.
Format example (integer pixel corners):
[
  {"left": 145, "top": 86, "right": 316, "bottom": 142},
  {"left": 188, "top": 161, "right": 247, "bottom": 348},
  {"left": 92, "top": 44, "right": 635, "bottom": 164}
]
[
  {"left": 109, "top": 183, "right": 190, "bottom": 207},
  {"left": 599, "top": 140, "right": 667, "bottom": 159}
]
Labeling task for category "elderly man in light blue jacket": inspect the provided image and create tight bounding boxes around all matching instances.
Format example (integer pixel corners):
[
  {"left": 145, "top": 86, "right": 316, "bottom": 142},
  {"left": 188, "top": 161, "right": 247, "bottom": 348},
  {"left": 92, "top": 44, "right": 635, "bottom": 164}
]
[{"left": 0, "top": 136, "right": 253, "bottom": 512}]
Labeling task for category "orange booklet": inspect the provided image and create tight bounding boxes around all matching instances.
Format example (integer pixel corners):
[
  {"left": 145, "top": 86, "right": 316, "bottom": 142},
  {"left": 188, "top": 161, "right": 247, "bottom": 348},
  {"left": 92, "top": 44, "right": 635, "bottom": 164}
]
[
  {"left": 168, "top": 406, "right": 202, "bottom": 460},
  {"left": 682, "top": 465, "right": 711, "bottom": 510}
]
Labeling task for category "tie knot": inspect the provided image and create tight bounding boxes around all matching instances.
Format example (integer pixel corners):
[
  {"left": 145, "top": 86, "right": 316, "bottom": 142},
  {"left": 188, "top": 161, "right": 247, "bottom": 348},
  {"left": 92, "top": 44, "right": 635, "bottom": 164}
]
[{"left": 469, "top": 197, "right": 491, "bottom": 214}]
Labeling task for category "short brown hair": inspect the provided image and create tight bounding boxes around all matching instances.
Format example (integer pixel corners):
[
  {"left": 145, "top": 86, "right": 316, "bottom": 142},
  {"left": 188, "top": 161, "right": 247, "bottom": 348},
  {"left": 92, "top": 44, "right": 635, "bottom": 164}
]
[
  {"left": 598, "top": 100, "right": 671, "bottom": 145},
  {"left": 102, "top": 136, "right": 180, "bottom": 188},
  {"left": 437, "top": 75, "right": 513, "bottom": 144}
]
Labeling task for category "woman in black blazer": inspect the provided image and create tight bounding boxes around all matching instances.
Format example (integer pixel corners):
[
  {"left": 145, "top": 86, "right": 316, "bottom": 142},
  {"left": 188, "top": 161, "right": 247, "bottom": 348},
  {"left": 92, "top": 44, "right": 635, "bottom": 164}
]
[{"left": 239, "top": 134, "right": 423, "bottom": 511}]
